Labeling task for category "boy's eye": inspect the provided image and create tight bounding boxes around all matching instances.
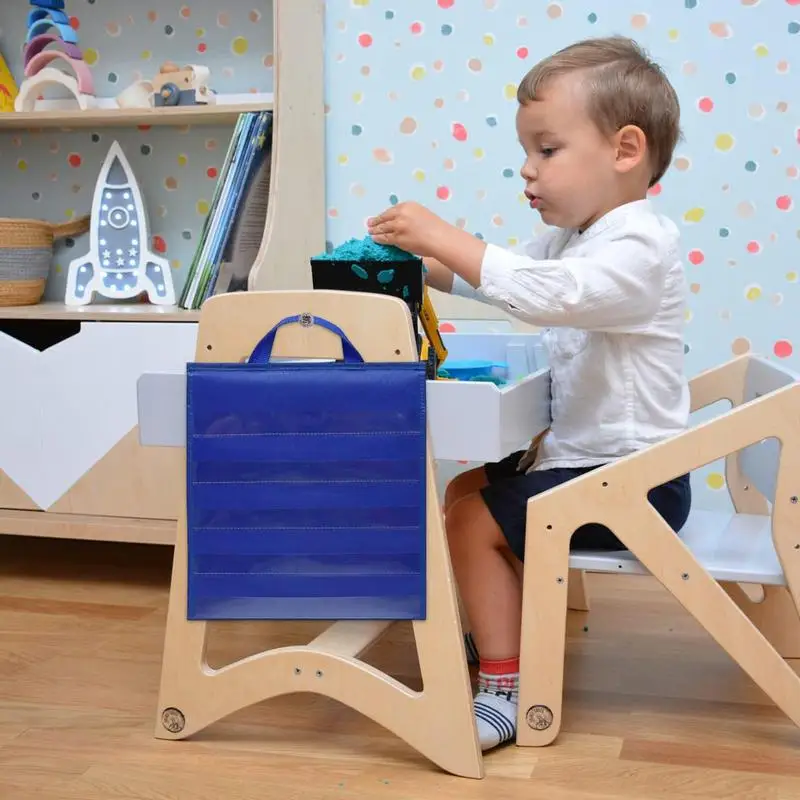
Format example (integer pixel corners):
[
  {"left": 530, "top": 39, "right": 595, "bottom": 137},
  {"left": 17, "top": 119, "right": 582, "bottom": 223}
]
[{"left": 541, "top": 147, "right": 557, "bottom": 157}]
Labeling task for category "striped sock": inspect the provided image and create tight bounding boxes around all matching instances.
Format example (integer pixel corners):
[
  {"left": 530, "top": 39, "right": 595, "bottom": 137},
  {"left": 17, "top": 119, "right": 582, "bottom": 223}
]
[
  {"left": 464, "top": 631, "right": 480, "bottom": 665},
  {"left": 473, "top": 657, "right": 519, "bottom": 751}
]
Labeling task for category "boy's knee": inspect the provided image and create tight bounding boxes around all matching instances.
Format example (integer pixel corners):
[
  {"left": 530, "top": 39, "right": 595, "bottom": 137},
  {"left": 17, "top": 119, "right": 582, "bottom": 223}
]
[
  {"left": 444, "top": 467, "right": 487, "bottom": 511},
  {"left": 443, "top": 478, "right": 464, "bottom": 512},
  {"left": 445, "top": 493, "right": 475, "bottom": 542}
]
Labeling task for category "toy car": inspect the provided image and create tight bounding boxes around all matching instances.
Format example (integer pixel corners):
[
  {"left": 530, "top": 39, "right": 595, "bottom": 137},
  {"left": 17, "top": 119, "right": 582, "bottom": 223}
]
[{"left": 152, "top": 61, "right": 215, "bottom": 107}]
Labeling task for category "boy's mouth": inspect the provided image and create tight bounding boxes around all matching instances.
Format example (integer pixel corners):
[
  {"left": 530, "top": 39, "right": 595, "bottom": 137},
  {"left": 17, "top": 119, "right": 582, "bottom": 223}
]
[{"left": 525, "top": 192, "right": 542, "bottom": 209}]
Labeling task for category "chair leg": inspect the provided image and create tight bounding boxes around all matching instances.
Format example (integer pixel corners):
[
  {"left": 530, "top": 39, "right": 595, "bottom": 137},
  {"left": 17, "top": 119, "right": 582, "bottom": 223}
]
[
  {"left": 567, "top": 568, "right": 590, "bottom": 612},
  {"left": 516, "top": 526, "right": 572, "bottom": 747},
  {"left": 723, "top": 583, "right": 800, "bottom": 659}
]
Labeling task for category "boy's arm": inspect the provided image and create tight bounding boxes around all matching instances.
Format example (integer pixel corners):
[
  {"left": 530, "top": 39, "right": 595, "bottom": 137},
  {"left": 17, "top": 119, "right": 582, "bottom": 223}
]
[
  {"left": 421, "top": 257, "right": 454, "bottom": 293},
  {"left": 431, "top": 229, "right": 668, "bottom": 333},
  {"left": 368, "top": 201, "right": 666, "bottom": 331},
  {"left": 423, "top": 256, "right": 487, "bottom": 303}
]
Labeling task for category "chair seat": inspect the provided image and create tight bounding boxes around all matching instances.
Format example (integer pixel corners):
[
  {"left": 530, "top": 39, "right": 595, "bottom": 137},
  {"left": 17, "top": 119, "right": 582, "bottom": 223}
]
[{"left": 569, "top": 508, "right": 785, "bottom": 586}]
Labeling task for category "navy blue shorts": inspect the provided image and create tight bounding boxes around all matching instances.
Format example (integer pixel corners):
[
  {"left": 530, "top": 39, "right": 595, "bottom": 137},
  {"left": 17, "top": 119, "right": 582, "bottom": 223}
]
[{"left": 480, "top": 451, "right": 692, "bottom": 561}]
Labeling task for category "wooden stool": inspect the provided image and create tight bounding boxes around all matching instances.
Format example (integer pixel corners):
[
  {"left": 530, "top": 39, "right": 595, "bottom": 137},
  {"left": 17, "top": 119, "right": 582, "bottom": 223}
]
[{"left": 138, "top": 290, "right": 484, "bottom": 778}]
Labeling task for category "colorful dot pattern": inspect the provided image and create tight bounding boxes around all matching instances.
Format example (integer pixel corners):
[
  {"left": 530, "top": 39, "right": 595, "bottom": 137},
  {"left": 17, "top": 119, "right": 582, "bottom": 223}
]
[
  {"left": 0, "top": 2, "right": 273, "bottom": 299},
  {"left": 0, "top": 1, "right": 796, "bottom": 512},
  {"left": 325, "top": 0, "right": 798, "bottom": 510}
]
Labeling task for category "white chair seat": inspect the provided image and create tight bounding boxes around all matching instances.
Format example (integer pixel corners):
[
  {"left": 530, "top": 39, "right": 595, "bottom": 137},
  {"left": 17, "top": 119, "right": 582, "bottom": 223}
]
[{"left": 569, "top": 508, "right": 784, "bottom": 586}]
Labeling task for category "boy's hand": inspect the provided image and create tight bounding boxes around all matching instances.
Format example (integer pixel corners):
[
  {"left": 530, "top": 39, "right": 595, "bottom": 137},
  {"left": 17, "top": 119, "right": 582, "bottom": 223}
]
[{"left": 367, "top": 202, "right": 449, "bottom": 257}]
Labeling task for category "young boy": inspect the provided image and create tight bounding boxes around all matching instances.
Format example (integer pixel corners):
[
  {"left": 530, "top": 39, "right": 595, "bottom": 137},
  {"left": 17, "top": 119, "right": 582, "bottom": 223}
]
[{"left": 368, "top": 36, "right": 692, "bottom": 751}]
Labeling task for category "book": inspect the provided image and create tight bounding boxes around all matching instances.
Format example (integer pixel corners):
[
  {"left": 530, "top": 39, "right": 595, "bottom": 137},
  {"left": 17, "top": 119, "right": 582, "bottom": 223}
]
[{"left": 178, "top": 111, "right": 274, "bottom": 309}]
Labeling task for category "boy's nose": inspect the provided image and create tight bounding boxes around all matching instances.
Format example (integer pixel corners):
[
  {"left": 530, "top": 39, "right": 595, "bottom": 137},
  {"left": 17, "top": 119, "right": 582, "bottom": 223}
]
[{"left": 520, "top": 161, "right": 537, "bottom": 181}]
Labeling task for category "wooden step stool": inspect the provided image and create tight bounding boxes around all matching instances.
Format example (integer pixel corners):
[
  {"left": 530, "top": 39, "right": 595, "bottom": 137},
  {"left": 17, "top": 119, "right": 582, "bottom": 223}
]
[{"left": 137, "top": 290, "right": 484, "bottom": 778}]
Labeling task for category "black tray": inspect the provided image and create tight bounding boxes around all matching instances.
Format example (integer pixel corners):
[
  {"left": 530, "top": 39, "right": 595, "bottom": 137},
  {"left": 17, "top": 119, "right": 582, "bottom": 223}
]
[{"left": 309, "top": 258, "right": 424, "bottom": 321}]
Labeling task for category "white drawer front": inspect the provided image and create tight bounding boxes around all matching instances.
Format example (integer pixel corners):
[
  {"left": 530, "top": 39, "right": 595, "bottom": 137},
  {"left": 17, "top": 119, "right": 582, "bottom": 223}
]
[{"left": 0, "top": 321, "right": 198, "bottom": 510}]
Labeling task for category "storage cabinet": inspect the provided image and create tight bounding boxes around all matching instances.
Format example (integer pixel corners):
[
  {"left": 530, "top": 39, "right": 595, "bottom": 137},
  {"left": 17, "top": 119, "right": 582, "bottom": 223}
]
[{"left": 0, "top": 0, "right": 325, "bottom": 544}]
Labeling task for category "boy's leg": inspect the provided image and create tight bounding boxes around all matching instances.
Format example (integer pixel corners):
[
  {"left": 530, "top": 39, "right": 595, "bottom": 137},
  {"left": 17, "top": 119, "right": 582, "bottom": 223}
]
[
  {"left": 443, "top": 455, "right": 526, "bottom": 666},
  {"left": 447, "top": 493, "right": 523, "bottom": 659},
  {"left": 443, "top": 466, "right": 488, "bottom": 514},
  {"left": 446, "top": 491, "right": 524, "bottom": 750}
]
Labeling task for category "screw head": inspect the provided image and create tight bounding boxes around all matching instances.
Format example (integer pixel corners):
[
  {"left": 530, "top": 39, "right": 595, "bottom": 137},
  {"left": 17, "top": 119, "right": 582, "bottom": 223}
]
[
  {"left": 525, "top": 705, "right": 554, "bottom": 731},
  {"left": 161, "top": 707, "right": 185, "bottom": 734}
]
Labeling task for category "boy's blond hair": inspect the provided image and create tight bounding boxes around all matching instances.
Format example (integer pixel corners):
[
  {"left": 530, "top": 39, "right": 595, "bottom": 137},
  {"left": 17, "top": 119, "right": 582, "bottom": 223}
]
[{"left": 517, "top": 36, "right": 681, "bottom": 187}]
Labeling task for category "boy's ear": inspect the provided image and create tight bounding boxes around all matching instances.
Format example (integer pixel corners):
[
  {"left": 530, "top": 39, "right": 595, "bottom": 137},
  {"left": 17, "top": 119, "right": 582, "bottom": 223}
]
[{"left": 613, "top": 124, "right": 647, "bottom": 175}]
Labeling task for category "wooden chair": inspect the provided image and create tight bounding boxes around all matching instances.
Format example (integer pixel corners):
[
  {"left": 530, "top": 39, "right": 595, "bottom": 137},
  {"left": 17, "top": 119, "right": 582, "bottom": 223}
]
[
  {"left": 145, "top": 290, "right": 484, "bottom": 778},
  {"left": 515, "top": 353, "right": 800, "bottom": 745}
]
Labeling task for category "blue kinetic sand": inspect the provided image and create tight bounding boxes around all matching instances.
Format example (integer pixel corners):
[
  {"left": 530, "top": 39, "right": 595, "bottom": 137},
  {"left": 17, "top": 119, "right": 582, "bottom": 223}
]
[
  {"left": 314, "top": 236, "right": 421, "bottom": 263},
  {"left": 438, "top": 359, "right": 508, "bottom": 384}
]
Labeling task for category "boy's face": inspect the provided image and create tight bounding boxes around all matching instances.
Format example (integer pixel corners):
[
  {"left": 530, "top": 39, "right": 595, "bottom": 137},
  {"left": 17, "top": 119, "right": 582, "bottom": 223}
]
[{"left": 516, "top": 73, "right": 622, "bottom": 231}]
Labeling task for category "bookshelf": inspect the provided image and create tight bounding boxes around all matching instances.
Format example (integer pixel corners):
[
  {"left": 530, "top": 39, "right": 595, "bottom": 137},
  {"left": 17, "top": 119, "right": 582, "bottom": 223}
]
[{"left": 0, "top": 0, "right": 325, "bottom": 544}]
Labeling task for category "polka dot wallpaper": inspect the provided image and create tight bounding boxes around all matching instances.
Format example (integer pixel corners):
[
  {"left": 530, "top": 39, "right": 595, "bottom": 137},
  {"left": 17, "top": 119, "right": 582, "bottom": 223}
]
[
  {"left": 323, "top": 0, "right": 799, "bottom": 510},
  {"left": 0, "top": 0, "right": 797, "bottom": 511}
]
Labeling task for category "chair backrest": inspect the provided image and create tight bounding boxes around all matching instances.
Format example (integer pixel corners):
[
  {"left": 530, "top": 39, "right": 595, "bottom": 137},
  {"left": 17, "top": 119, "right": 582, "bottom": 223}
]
[{"left": 739, "top": 356, "right": 800, "bottom": 505}]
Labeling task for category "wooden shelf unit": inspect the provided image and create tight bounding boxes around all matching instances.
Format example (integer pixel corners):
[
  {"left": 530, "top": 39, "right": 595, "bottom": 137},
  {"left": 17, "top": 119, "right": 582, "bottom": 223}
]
[{"left": 0, "top": 0, "right": 326, "bottom": 544}]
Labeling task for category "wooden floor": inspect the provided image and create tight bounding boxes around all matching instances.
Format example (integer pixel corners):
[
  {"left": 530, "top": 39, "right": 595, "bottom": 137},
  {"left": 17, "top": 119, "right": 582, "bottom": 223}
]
[{"left": 2, "top": 535, "right": 800, "bottom": 800}]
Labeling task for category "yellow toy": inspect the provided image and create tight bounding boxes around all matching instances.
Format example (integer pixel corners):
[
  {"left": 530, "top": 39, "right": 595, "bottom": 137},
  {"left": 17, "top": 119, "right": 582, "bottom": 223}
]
[{"left": 0, "top": 48, "right": 18, "bottom": 112}]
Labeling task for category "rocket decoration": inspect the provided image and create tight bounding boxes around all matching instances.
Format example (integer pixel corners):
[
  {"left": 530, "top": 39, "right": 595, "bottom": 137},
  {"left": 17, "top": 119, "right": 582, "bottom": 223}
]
[{"left": 65, "top": 141, "right": 175, "bottom": 306}]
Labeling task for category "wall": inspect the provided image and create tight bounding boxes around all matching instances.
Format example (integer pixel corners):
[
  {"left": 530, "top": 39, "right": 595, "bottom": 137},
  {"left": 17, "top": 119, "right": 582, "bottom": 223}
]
[{"left": 324, "top": 0, "right": 800, "bottom": 509}]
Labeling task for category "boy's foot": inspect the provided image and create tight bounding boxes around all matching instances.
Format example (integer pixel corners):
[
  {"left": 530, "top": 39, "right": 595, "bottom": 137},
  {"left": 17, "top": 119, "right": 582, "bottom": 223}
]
[
  {"left": 473, "top": 657, "right": 520, "bottom": 751},
  {"left": 473, "top": 690, "right": 518, "bottom": 750}
]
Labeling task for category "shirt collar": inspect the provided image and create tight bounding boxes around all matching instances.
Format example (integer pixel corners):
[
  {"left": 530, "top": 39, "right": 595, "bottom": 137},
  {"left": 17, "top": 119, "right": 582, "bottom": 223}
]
[{"left": 576, "top": 198, "right": 652, "bottom": 242}]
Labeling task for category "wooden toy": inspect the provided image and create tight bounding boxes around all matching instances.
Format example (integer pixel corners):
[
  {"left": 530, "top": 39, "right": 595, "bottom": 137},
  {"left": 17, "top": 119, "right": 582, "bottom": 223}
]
[
  {"left": 29, "top": 0, "right": 66, "bottom": 9},
  {"left": 23, "top": 32, "right": 82, "bottom": 67},
  {"left": 515, "top": 353, "right": 800, "bottom": 746},
  {"left": 23, "top": 49, "right": 94, "bottom": 94},
  {"left": 65, "top": 141, "right": 175, "bottom": 306},
  {"left": 15, "top": 66, "right": 94, "bottom": 111},
  {"left": 26, "top": 17, "right": 77, "bottom": 44},
  {"left": 152, "top": 61, "right": 215, "bottom": 107},
  {"left": 27, "top": 6, "right": 71, "bottom": 29},
  {"left": 16, "top": 0, "right": 95, "bottom": 112}
]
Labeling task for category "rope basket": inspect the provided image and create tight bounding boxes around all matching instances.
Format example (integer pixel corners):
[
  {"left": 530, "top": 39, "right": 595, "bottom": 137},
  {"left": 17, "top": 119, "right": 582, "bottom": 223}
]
[{"left": 0, "top": 215, "right": 91, "bottom": 307}]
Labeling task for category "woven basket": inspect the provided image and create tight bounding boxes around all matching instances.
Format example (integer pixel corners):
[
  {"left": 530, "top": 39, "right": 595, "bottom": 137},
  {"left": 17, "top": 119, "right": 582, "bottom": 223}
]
[{"left": 0, "top": 214, "right": 91, "bottom": 307}]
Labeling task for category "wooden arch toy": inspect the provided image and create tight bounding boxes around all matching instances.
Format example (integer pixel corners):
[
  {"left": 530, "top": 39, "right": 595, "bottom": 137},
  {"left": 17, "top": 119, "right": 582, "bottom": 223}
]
[
  {"left": 14, "top": 66, "right": 95, "bottom": 112},
  {"left": 27, "top": 6, "right": 71, "bottom": 30},
  {"left": 24, "top": 50, "right": 94, "bottom": 96},
  {"left": 26, "top": 18, "right": 78, "bottom": 45},
  {"left": 23, "top": 33, "right": 83, "bottom": 69}
]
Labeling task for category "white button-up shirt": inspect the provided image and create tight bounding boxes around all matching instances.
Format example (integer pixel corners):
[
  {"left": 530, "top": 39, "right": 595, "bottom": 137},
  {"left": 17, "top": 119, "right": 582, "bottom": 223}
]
[{"left": 451, "top": 198, "right": 690, "bottom": 471}]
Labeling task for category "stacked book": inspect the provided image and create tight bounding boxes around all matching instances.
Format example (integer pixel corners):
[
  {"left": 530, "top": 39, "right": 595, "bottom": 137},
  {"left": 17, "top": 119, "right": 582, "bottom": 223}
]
[{"left": 178, "top": 110, "right": 273, "bottom": 309}]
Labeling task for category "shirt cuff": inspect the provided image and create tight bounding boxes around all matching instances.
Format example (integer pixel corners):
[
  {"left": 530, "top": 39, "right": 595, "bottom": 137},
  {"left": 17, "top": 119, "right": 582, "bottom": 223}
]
[{"left": 478, "top": 242, "right": 519, "bottom": 301}]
